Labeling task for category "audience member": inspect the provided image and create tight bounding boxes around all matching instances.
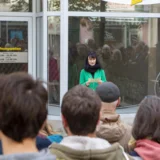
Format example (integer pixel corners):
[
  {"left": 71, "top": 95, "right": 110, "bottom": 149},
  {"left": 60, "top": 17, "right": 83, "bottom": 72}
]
[
  {"left": 0, "top": 72, "right": 55, "bottom": 160},
  {"left": 96, "top": 82, "right": 132, "bottom": 152},
  {"left": 129, "top": 96, "right": 160, "bottom": 160},
  {"left": 49, "top": 85, "right": 133, "bottom": 160}
]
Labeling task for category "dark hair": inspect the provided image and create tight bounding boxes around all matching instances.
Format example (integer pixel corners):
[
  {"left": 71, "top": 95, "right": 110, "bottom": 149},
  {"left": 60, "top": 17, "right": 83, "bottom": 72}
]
[
  {"left": 0, "top": 72, "right": 48, "bottom": 142},
  {"left": 61, "top": 85, "right": 101, "bottom": 135},
  {"left": 132, "top": 96, "right": 160, "bottom": 142},
  {"left": 84, "top": 52, "right": 101, "bottom": 73}
]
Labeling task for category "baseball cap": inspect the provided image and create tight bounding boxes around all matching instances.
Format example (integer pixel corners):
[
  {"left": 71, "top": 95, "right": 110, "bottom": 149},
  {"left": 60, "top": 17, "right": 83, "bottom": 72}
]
[{"left": 96, "top": 82, "right": 120, "bottom": 103}]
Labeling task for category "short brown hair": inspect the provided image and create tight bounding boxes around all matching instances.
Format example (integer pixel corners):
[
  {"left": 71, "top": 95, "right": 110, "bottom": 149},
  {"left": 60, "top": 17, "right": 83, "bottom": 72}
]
[
  {"left": 0, "top": 72, "right": 48, "bottom": 142},
  {"left": 132, "top": 96, "right": 160, "bottom": 142},
  {"left": 61, "top": 85, "right": 101, "bottom": 135}
]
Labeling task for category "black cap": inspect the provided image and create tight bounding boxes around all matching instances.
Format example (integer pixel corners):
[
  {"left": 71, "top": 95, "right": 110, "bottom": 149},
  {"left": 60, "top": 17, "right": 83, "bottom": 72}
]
[{"left": 96, "top": 82, "right": 120, "bottom": 103}]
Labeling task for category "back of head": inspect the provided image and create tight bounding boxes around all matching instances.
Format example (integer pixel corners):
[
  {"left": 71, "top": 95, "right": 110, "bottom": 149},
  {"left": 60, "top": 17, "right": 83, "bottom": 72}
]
[
  {"left": 96, "top": 82, "right": 120, "bottom": 104},
  {"left": 0, "top": 72, "right": 48, "bottom": 142},
  {"left": 132, "top": 96, "right": 160, "bottom": 142},
  {"left": 61, "top": 85, "right": 101, "bottom": 135},
  {"left": 112, "top": 49, "right": 122, "bottom": 62}
]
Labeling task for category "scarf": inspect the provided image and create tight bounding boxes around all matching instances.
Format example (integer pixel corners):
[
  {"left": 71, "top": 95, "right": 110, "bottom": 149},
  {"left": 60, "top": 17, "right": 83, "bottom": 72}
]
[
  {"left": 134, "top": 139, "right": 160, "bottom": 160},
  {"left": 84, "top": 63, "right": 101, "bottom": 74}
]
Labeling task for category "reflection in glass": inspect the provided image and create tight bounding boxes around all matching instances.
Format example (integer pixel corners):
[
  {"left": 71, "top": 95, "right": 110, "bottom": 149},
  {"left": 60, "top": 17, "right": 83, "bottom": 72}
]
[
  {"left": 48, "top": 17, "right": 60, "bottom": 105},
  {"left": 0, "top": 21, "right": 28, "bottom": 73},
  {"left": 69, "top": 0, "right": 160, "bottom": 13},
  {"left": 0, "top": 0, "right": 32, "bottom": 12},
  {"left": 48, "top": 0, "right": 60, "bottom": 11},
  {"left": 69, "top": 16, "right": 160, "bottom": 108}
]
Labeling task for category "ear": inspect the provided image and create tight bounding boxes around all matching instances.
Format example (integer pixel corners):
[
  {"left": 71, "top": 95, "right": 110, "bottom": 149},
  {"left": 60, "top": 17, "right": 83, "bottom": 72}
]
[
  {"left": 116, "top": 97, "right": 121, "bottom": 107},
  {"left": 61, "top": 114, "right": 68, "bottom": 128}
]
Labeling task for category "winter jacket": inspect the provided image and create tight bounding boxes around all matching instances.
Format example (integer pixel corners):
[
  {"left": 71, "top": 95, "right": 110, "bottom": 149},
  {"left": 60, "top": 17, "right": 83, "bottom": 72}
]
[
  {"left": 0, "top": 149, "right": 56, "bottom": 160},
  {"left": 96, "top": 112, "right": 132, "bottom": 153},
  {"left": 49, "top": 136, "right": 133, "bottom": 160}
]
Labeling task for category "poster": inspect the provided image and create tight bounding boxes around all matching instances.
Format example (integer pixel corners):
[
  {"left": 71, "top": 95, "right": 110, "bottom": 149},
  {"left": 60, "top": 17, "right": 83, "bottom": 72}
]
[{"left": 0, "top": 52, "right": 27, "bottom": 63}]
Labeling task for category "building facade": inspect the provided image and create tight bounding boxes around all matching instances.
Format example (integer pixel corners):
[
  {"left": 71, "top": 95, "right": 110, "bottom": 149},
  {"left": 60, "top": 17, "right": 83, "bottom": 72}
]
[{"left": 0, "top": 0, "right": 160, "bottom": 119}]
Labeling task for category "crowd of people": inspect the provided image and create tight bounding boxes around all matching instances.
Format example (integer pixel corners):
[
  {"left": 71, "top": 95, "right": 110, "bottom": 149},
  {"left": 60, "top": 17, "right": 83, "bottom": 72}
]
[
  {"left": 0, "top": 71, "right": 158, "bottom": 160},
  {"left": 69, "top": 39, "right": 149, "bottom": 86}
]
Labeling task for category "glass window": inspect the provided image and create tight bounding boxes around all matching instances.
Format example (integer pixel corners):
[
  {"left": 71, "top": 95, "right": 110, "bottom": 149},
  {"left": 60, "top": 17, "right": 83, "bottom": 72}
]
[
  {"left": 69, "top": 0, "right": 160, "bottom": 13},
  {"left": 36, "top": 17, "right": 43, "bottom": 79},
  {"left": 37, "top": 0, "right": 43, "bottom": 12},
  {"left": 68, "top": 16, "right": 160, "bottom": 108},
  {"left": 48, "top": 0, "right": 60, "bottom": 11},
  {"left": 48, "top": 16, "right": 60, "bottom": 106},
  {"left": 0, "top": 21, "right": 28, "bottom": 73},
  {"left": 0, "top": 0, "right": 32, "bottom": 12}
]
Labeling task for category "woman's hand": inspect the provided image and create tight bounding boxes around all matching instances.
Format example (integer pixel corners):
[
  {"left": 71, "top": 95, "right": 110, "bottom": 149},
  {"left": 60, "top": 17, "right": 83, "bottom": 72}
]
[{"left": 86, "top": 79, "right": 91, "bottom": 87}]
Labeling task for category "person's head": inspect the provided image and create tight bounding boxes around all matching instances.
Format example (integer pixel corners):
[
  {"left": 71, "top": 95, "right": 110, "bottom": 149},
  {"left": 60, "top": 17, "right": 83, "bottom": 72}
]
[
  {"left": 111, "top": 49, "right": 122, "bottom": 62},
  {"left": 49, "top": 47, "right": 54, "bottom": 59},
  {"left": 76, "top": 43, "right": 88, "bottom": 57},
  {"left": 132, "top": 96, "right": 160, "bottom": 143},
  {"left": 0, "top": 72, "right": 48, "bottom": 143},
  {"left": 102, "top": 44, "right": 111, "bottom": 59},
  {"left": 88, "top": 52, "right": 97, "bottom": 66},
  {"left": 85, "top": 51, "right": 101, "bottom": 68},
  {"left": 135, "top": 41, "right": 145, "bottom": 53},
  {"left": 96, "top": 82, "right": 120, "bottom": 112},
  {"left": 61, "top": 85, "right": 101, "bottom": 136},
  {"left": 87, "top": 39, "right": 97, "bottom": 51}
]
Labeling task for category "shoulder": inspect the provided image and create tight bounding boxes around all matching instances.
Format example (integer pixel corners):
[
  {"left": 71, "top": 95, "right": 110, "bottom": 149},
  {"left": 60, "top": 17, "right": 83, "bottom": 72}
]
[
  {"left": 36, "top": 136, "right": 51, "bottom": 151},
  {"left": 80, "top": 69, "right": 86, "bottom": 74},
  {"left": 98, "top": 69, "right": 105, "bottom": 73}
]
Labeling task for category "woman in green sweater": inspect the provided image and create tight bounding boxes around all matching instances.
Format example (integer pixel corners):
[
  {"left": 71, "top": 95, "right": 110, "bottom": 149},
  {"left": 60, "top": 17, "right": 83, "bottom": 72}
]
[{"left": 79, "top": 52, "right": 107, "bottom": 90}]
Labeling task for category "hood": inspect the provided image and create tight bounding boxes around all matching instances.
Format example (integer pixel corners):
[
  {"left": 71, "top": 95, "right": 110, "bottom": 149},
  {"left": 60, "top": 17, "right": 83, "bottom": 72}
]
[
  {"left": 135, "top": 139, "right": 160, "bottom": 160},
  {"left": 0, "top": 149, "right": 56, "bottom": 160},
  {"left": 49, "top": 141, "right": 132, "bottom": 160},
  {"left": 96, "top": 113, "right": 126, "bottom": 143},
  {"left": 60, "top": 136, "right": 111, "bottom": 150}
]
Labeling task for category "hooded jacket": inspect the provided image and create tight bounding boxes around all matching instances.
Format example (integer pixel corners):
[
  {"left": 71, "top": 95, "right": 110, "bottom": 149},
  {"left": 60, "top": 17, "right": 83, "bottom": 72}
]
[
  {"left": 96, "top": 112, "right": 132, "bottom": 153},
  {"left": 49, "top": 136, "right": 133, "bottom": 160},
  {"left": 0, "top": 149, "right": 56, "bottom": 160}
]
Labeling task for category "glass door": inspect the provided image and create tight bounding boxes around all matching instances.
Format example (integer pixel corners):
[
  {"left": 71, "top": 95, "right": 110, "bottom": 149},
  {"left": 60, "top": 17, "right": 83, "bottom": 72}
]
[{"left": 0, "top": 17, "right": 32, "bottom": 75}]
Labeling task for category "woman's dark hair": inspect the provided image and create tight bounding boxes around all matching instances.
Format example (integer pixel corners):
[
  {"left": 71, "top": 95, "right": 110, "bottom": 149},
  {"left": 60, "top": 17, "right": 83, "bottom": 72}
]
[
  {"left": 84, "top": 52, "right": 101, "bottom": 73},
  {"left": 132, "top": 96, "right": 160, "bottom": 143}
]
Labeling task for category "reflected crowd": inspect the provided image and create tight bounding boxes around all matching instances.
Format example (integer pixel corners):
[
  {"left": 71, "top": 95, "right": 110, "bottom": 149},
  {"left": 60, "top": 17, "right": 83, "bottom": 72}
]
[{"left": 69, "top": 39, "right": 149, "bottom": 105}]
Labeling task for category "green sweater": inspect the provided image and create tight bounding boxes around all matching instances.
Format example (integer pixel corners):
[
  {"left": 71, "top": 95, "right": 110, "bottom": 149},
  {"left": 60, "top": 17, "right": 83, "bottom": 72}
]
[{"left": 79, "top": 69, "right": 107, "bottom": 90}]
